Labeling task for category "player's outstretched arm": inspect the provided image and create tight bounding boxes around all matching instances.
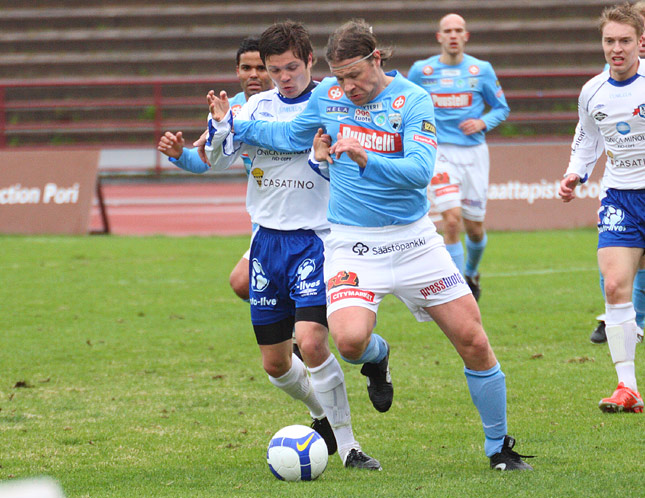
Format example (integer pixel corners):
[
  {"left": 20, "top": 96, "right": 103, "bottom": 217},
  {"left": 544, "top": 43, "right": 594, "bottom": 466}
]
[
  {"left": 157, "top": 131, "right": 185, "bottom": 159},
  {"left": 558, "top": 173, "right": 581, "bottom": 203}
]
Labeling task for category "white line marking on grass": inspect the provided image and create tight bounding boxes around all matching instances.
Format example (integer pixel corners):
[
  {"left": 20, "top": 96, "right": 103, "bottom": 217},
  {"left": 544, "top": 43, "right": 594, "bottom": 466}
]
[{"left": 487, "top": 267, "right": 597, "bottom": 278}]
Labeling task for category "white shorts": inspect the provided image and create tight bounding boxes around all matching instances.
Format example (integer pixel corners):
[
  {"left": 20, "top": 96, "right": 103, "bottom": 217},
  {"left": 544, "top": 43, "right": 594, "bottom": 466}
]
[
  {"left": 428, "top": 143, "right": 489, "bottom": 222},
  {"left": 324, "top": 216, "right": 472, "bottom": 322}
]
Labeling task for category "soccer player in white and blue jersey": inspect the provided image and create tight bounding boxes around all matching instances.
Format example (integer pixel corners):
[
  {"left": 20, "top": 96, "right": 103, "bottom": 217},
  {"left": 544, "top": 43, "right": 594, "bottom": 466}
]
[
  {"left": 157, "top": 36, "right": 273, "bottom": 301},
  {"left": 215, "top": 19, "right": 532, "bottom": 471},
  {"left": 559, "top": 3, "right": 645, "bottom": 413},
  {"left": 407, "top": 14, "right": 509, "bottom": 301},
  {"left": 205, "top": 21, "right": 380, "bottom": 471}
]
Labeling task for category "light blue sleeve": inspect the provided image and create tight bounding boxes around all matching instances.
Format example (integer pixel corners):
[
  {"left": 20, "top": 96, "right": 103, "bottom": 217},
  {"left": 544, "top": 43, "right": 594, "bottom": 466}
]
[
  {"left": 168, "top": 148, "right": 210, "bottom": 174},
  {"left": 361, "top": 92, "right": 436, "bottom": 189},
  {"left": 406, "top": 62, "right": 423, "bottom": 88},
  {"left": 233, "top": 90, "right": 323, "bottom": 153},
  {"left": 479, "top": 63, "right": 510, "bottom": 131}
]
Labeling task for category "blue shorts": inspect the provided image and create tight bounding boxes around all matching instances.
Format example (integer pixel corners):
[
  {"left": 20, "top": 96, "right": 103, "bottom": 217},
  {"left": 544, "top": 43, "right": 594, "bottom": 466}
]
[
  {"left": 597, "top": 189, "right": 645, "bottom": 249},
  {"left": 249, "top": 227, "right": 326, "bottom": 326}
]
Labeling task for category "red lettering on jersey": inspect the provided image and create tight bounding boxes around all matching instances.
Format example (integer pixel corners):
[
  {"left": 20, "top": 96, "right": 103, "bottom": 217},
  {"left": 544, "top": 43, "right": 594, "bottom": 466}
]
[
  {"left": 328, "top": 86, "right": 344, "bottom": 100},
  {"left": 327, "top": 270, "right": 359, "bottom": 290},
  {"left": 329, "top": 288, "right": 375, "bottom": 304},
  {"left": 431, "top": 93, "right": 473, "bottom": 108},
  {"left": 340, "top": 125, "right": 402, "bottom": 153},
  {"left": 392, "top": 95, "right": 406, "bottom": 110},
  {"left": 413, "top": 134, "right": 437, "bottom": 148}
]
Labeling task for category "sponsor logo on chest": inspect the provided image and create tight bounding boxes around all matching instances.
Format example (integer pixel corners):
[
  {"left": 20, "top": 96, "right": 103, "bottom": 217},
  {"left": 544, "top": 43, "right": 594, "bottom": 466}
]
[
  {"left": 340, "top": 124, "right": 402, "bottom": 153},
  {"left": 431, "top": 93, "right": 473, "bottom": 108}
]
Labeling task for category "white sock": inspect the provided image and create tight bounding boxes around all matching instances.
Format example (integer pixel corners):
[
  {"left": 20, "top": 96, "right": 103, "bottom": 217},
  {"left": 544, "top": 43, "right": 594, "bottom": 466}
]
[
  {"left": 605, "top": 303, "right": 638, "bottom": 392},
  {"left": 269, "top": 353, "right": 325, "bottom": 419},
  {"left": 308, "top": 354, "right": 360, "bottom": 463}
]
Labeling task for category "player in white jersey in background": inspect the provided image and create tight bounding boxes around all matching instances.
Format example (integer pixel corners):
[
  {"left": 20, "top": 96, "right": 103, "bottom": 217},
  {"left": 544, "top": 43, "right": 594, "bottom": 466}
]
[
  {"left": 217, "top": 19, "right": 533, "bottom": 471},
  {"left": 205, "top": 21, "right": 380, "bottom": 470},
  {"left": 407, "top": 14, "right": 509, "bottom": 301},
  {"left": 157, "top": 36, "right": 273, "bottom": 301},
  {"left": 559, "top": 3, "right": 645, "bottom": 413},
  {"left": 590, "top": 1, "right": 645, "bottom": 345}
]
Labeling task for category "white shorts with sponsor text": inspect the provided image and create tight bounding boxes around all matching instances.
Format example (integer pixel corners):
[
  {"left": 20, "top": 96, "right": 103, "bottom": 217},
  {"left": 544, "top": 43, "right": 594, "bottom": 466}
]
[
  {"left": 324, "top": 216, "right": 472, "bottom": 322},
  {"left": 428, "top": 143, "right": 489, "bottom": 222}
]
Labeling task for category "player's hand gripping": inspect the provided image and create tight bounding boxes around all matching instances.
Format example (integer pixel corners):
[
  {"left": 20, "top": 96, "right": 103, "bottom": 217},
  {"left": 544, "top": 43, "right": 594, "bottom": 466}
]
[
  {"left": 157, "top": 131, "right": 185, "bottom": 159},
  {"left": 192, "top": 129, "right": 211, "bottom": 166},
  {"left": 207, "top": 90, "right": 231, "bottom": 122},
  {"left": 330, "top": 133, "right": 368, "bottom": 168},
  {"left": 313, "top": 128, "right": 333, "bottom": 163},
  {"left": 558, "top": 173, "right": 581, "bottom": 202}
]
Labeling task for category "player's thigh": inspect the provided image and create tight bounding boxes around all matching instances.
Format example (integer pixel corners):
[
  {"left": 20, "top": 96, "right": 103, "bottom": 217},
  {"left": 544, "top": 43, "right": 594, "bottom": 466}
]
[
  {"left": 460, "top": 144, "right": 489, "bottom": 222},
  {"left": 428, "top": 147, "right": 462, "bottom": 213},
  {"left": 598, "top": 246, "right": 643, "bottom": 302}
]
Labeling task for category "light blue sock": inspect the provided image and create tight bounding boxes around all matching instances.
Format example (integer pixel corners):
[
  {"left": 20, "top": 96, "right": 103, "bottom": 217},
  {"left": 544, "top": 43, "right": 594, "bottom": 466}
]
[
  {"left": 634, "top": 269, "right": 645, "bottom": 329},
  {"left": 599, "top": 271, "right": 605, "bottom": 300},
  {"left": 341, "top": 333, "right": 388, "bottom": 365},
  {"left": 464, "top": 233, "right": 487, "bottom": 278},
  {"left": 445, "top": 242, "right": 465, "bottom": 275},
  {"left": 464, "top": 363, "right": 507, "bottom": 457}
]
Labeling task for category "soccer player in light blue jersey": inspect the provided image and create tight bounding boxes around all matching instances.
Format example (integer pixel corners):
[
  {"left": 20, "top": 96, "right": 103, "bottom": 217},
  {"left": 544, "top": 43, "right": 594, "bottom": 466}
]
[
  {"left": 560, "top": 3, "right": 645, "bottom": 413},
  {"left": 212, "top": 19, "right": 532, "bottom": 471},
  {"left": 407, "top": 14, "right": 509, "bottom": 301},
  {"left": 158, "top": 36, "right": 273, "bottom": 301}
]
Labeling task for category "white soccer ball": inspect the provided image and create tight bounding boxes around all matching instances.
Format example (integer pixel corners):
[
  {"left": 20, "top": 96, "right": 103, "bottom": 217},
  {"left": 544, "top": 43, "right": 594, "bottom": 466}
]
[{"left": 266, "top": 424, "right": 328, "bottom": 481}]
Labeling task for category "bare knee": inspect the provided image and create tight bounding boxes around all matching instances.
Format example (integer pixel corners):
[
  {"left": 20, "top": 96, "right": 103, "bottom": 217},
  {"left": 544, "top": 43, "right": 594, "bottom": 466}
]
[
  {"left": 456, "top": 328, "right": 496, "bottom": 369},
  {"left": 262, "top": 354, "right": 291, "bottom": 378}
]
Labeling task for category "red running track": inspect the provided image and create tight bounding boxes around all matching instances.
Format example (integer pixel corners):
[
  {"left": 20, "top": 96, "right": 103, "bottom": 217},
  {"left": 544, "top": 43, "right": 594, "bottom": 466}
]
[{"left": 90, "top": 181, "right": 251, "bottom": 236}]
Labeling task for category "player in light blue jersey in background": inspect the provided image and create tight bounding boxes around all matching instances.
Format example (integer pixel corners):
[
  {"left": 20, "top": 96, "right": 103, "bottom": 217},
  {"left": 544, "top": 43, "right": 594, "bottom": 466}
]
[
  {"left": 157, "top": 36, "right": 273, "bottom": 301},
  {"left": 407, "top": 14, "right": 509, "bottom": 301},
  {"left": 214, "top": 19, "right": 532, "bottom": 471}
]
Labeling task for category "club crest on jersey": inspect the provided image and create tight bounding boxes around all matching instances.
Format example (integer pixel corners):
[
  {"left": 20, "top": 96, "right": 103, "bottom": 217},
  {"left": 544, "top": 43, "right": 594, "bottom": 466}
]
[
  {"left": 328, "top": 86, "right": 344, "bottom": 100},
  {"left": 374, "top": 114, "right": 387, "bottom": 127},
  {"left": 633, "top": 104, "right": 645, "bottom": 119},
  {"left": 593, "top": 111, "right": 608, "bottom": 122},
  {"left": 392, "top": 95, "right": 406, "bottom": 110},
  {"left": 251, "top": 167, "right": 264, "bottom": 187},
  {"left": 468, "top": 77, "right": 479, "bottom": 88},
  {"left": 327, "top": 270, "right": 359, "bottom": 290},
  {"left": 388, "top": 113, "right": 402, "bottom": 130},
  {"left": 422, "top": 65, "right": 434, "bottom": 76},
  {"left": 468, "top": 65, "right": 480, "bottom": 75},
  {"left": 231, "top": 104, "right": 243, "bottom": 117},
  {"left": 340, "top": 124, "right": 402, "bottom": 153}
]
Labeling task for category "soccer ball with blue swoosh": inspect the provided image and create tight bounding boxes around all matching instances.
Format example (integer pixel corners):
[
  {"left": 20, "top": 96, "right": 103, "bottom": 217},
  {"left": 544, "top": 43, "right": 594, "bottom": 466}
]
[{"left": 266, "top": 425, "right": 328, "bottom": 481}]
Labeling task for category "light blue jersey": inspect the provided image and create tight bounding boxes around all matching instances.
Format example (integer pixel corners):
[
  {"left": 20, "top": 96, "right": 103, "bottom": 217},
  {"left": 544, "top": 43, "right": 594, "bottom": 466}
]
[
  {"left": 233, "top": 71, "right": 438, "bottom": 227},
  {"left": 407, "top": 54, "right": 509, "bottom": 146},
  {"left": 169, "top": 91, "right": 250, "bottom": 174}
]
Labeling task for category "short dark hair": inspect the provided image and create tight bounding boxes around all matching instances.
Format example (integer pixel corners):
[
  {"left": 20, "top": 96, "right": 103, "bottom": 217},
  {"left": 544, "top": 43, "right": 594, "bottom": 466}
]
[
  {"left": 236, "top": 36, "right": 261, "bottom": 66},
  {"left": 599, "top": 2, "right": 644, "bottom": 38},
  {"left": 259, "top": 20, "right": 315, "bottom": 65},
  {"left": 325, "top": 19, "right": 393, "bottom": 67}
]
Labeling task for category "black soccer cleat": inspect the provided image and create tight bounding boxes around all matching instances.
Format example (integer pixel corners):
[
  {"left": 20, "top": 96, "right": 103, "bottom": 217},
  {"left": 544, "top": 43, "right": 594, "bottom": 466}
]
[
  {"left": 489, "top": 435, "right": 534, "bottom": 471},
  {"left": 465, "top": 273, "right": 481, "bottom": 302},
  {"left": 344, "top": 448, "right": 382, "bottom": 470},
  {"left": 590, "top": 320, "right": 607, "bottom": 344},
  {"left": 360, "top": 342, "right": 393, "bottom": 413},
  {"left": 311, "top": 416, "right": 337, "bottom": 455}
]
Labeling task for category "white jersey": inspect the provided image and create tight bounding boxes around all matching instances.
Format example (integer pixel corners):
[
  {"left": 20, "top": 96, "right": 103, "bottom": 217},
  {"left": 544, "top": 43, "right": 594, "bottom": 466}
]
[
  {"left": 566, "top": 59, "right": 645, "bottom": 190},
  {"left": 205, "top": 87, "right": 330, "bottom": 231}
]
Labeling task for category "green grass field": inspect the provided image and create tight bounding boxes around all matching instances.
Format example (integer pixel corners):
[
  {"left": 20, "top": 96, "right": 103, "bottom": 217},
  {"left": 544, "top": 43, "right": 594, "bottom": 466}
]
[{"left": 2, "top": 230, "right": 644, "bottom": 497}]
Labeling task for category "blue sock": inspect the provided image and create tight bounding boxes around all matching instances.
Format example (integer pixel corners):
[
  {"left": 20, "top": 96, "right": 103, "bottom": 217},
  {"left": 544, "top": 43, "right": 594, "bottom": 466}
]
[
  {"left": 464, "top": 233, "right": 487, "bottom": 278},
  {"left": 445, "top": 242, "right": 465, "bottom": 275},
  {"left": 464, "top": 363, "right": 507, "bottom": 457},
  {"left": 341, "top": 333, "right": 388, "bottom": 365},
  {"left": 634, "top": 269, "right": 645, "bottom": 329}
]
